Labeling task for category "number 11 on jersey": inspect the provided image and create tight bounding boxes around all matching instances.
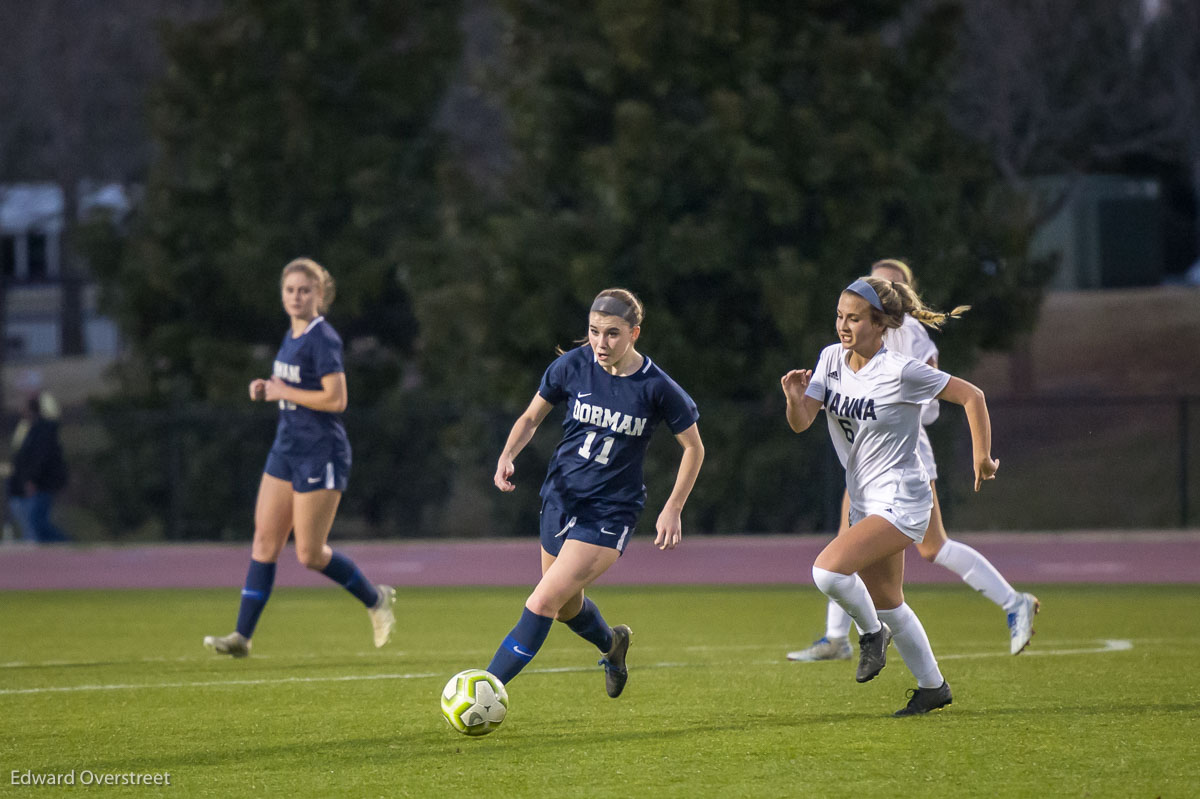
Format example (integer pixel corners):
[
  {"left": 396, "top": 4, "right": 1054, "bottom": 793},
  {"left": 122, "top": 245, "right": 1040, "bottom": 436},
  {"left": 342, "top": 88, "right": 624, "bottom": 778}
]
[{"left": 578, "top": 432, "right": 614, "bottom": 465}]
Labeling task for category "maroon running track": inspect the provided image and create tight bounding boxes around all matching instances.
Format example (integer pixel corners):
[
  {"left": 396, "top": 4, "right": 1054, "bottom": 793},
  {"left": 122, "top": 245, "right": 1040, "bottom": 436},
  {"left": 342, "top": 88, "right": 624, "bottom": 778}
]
[{"left": 0, "top": 531, "right": 1197, "bottom": 591}]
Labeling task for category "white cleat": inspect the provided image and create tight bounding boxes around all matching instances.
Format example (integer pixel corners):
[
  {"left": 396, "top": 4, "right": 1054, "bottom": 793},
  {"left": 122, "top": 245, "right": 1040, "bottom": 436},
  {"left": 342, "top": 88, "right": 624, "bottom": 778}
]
[
  {"left": 369, "top": 585, "right": 397, "bottom": 648},
  {"left": 1007, "top": 592, "right": 1040, "bottom": 655},
  {"left": 786, "top": 636, "right": 852, "bottom": 662},
  {"left": 204, "top": 631, "right": 251, "bottom": 658}
]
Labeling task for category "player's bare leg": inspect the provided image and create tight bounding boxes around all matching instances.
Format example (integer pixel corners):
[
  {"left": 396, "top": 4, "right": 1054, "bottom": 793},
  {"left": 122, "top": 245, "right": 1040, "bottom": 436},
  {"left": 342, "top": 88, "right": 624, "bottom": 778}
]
[
  {"left": 916, "top": 484, "right": 1038, "bottom": 654},
  {"left": 532, "top": 541, "right": 629, "bottom": 695},
  {"left": 789, "top": 491, "right": 854, "bottom": 662},
  {"left": 293, "top": 489, "right": 395, "bottom": 646},
  {"left": 204, "top": 474, "right": 294, "bottom": 657}
]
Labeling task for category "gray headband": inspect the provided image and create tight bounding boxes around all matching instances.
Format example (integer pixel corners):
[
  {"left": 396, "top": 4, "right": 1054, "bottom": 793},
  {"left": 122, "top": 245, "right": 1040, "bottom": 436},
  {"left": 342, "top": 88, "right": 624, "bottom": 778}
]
[
  {"left": 590, "top": 295, "right": 637, "bottom": 324},
  {"left": 845, "top": 278, "right": 883, "bottom": 311}
]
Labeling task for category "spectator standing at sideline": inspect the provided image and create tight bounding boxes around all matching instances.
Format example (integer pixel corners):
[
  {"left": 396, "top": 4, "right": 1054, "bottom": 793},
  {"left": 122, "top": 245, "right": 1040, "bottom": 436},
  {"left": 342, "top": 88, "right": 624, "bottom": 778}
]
[{"left": 7, "top": 391, "right": 70, "bottom": 543}]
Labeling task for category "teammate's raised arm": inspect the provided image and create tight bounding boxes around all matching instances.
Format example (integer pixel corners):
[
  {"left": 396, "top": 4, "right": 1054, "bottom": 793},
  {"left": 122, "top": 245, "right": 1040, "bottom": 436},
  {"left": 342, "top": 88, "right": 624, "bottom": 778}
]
[{"left": 494, "top": 394, "right": 555, "bottom": 492}]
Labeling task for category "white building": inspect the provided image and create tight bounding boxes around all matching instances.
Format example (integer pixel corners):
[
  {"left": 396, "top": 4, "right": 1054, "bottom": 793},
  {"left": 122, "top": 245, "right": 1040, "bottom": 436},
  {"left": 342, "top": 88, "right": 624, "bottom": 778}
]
[{"left": 0, "top": 183, "right": 124, "bottom": 359}]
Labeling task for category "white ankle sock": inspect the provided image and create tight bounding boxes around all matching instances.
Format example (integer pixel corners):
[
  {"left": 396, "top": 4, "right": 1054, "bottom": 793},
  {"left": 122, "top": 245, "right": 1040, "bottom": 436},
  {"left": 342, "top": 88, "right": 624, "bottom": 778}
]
[
  {"left": 877, "top": 603, "right": 943, "bottom": 689},
  {"left": 812, "top": 567, "right": 880, "bottom": 636},
  {"left": 934, "top": 540, "right": 1019, "bottom": 610}
]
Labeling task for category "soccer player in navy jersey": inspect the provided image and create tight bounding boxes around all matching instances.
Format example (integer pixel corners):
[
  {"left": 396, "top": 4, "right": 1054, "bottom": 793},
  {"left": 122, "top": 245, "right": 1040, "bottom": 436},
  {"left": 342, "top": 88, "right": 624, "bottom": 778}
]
[
  {"left": 781, "top": 274, "right": 998, "bottom": 716},
  {"left": 481, "top": 288, "right": 705, "bottom": 699},
  {"left": 204, "top": 258, "right": 396, "bottom": 658}
]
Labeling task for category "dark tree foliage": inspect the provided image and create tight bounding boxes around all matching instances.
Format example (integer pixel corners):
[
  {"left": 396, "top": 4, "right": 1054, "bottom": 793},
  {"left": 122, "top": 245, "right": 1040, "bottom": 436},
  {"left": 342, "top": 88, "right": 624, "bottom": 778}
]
[
  {"left": 84, "top": 0, "right": 462, "bottom": 538},
  {"left": 952, "top": 0, "right": 1200, "bottom": 263},
  {"left": 93, "top": 0, "right": 460, "bottom": 404},
  {"left": 82, "top": 0, "right": 1051, "bottom": 538},
  {"left": 413, "top": 0, "right": 1046, "bottom": 533}
]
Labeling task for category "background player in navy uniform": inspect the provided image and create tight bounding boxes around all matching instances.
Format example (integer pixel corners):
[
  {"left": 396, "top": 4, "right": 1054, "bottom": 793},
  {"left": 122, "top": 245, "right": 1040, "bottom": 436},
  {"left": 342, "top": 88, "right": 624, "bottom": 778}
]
[
  {"left": 788, "top": 260, "right": 1038, "bottom": 663},
  {"left": 204, "top": 258, "right": 396, "bottom": 657},
  {"left": 482, "top": 288, "right": 704, "bottom": 698},
  {"left": 781, "top": 274, "right": 998, "bottom": 716}
]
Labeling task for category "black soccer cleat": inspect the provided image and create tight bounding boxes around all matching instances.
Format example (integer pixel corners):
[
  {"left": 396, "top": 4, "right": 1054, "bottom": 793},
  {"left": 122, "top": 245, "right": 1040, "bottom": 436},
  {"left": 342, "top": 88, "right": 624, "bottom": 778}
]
[
  {"left": 855, "top": 622, "right": 892, "bottom": 683},
  {"left": 893, "top": 680, "right": 953, "bottom": 717},
  {"left": 599, "top": 624, "right": 632, "bottom": 698}
]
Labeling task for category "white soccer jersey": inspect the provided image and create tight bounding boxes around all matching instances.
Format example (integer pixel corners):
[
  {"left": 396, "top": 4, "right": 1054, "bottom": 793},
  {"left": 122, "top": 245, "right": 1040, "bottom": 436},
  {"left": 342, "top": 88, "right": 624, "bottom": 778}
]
[
  {"left": 805, "top": 343, "right": 950, "bottom": 513},
  {"left": 884, "top": 316, "right": 941, "bottom": 475},
  {"left": 884, "top": 314, "right": 938, "bottom": 365}
]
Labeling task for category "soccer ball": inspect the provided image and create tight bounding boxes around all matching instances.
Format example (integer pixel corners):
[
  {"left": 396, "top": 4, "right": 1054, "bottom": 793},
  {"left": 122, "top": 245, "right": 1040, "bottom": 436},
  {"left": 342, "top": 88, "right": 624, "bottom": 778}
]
[{"left": 440, "top": 669, "right": 509, "bottom": 736}]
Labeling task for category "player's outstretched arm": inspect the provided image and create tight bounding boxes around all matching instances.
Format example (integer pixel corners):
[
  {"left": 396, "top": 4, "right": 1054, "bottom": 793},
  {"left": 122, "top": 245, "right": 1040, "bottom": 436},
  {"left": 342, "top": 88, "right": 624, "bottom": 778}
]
[
  {"left": 494, "top": 394, "right": 554, "bottom": 492},
  {"left": 655, "top": 423, "right": 704, "bottom": 551},
  {"left": 937, "top": 376, "right": 998, "bottom": 491}
]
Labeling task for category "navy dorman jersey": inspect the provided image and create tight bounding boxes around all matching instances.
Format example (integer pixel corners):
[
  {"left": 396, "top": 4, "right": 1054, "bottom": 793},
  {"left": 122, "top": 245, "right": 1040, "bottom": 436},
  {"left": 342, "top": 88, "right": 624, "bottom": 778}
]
[
  {"left": 537, "top": 345, "right": 699, "bottom": 522},
  {"left": 270, "top": 316, "right": 351, "bottom": 458}
]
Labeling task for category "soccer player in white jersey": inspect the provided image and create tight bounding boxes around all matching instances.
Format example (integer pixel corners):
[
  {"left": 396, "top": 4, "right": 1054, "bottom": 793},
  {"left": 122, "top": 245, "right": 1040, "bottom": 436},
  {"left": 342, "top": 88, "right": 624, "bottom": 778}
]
[
  {"left": 787, "top": 260, "right": 1038, "bottom": 663},
  {"left": 781, "top": 274, "right": 999, "bottom": 715},
  {"left": 203, "top": 259, "right": 396, "bottom": 658},
  {"left": 478, "top": 288, "right": 704, "bottom": 702}
]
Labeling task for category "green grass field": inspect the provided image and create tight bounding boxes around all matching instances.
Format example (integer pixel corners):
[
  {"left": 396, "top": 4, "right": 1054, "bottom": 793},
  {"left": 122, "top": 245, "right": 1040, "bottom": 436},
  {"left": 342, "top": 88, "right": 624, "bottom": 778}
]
[{"left": 3, "top": 584, "right": 1198, "bottom": 797}]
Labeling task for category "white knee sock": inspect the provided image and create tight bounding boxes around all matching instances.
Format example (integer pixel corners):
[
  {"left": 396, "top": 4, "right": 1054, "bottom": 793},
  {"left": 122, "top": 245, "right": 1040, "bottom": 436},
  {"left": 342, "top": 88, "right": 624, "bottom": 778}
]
[
  {"left": 812, "top": 567, "right": 880, "bottom": 636},
  {"left": 877, "top": 603, "right": 943, "bottom": 689},
  {"left": 934, "top": 540, "right": 1019, "bottom": 610},
  {"left": 826, "top": 599, "right": 855, "bottom": 639}
]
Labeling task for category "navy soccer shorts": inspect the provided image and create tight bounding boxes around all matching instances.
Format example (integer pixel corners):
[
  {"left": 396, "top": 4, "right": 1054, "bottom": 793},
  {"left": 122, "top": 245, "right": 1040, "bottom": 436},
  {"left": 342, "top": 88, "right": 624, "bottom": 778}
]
[
  {"left": 539, "top": 500, "right": 635, "bottom": 557},
  {"left": 264, "top": 447, "right": 351, "bottom": 493}
]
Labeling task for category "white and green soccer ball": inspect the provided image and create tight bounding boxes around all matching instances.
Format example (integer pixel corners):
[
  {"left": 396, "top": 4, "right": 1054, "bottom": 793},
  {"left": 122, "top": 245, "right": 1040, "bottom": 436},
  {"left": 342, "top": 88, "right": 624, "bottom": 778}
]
[{"left": 440, "top": 669, "right": 509, "bottom": 736}]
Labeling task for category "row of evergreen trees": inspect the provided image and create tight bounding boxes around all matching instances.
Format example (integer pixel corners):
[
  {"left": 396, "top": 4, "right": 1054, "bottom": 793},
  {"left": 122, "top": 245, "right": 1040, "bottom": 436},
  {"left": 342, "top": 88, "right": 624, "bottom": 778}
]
[{"left": 82, "top": 0, "right": 1048, "bottom": 538}]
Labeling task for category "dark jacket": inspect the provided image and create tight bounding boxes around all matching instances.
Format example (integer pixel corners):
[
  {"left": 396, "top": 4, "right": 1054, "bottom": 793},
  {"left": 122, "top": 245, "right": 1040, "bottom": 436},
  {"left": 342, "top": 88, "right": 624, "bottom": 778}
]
[{"left": 8, "top": 418, "right": 68, "bottom": 496}]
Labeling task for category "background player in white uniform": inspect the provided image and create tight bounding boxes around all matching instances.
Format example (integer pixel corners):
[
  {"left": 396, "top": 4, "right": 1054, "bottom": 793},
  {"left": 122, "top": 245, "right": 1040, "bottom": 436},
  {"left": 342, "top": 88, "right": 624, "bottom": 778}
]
[
  {"left": 788, "top": 260, "right": 1038, "bottom": 663},
  {"left": 204, "top": 258, "right": 395, "bottom": 657},
  {"left": 781, "top": 274, "right": 999, "bottom": 715},
  {"left": 479, "top": 288, "right": 704, "bottom": 702}
]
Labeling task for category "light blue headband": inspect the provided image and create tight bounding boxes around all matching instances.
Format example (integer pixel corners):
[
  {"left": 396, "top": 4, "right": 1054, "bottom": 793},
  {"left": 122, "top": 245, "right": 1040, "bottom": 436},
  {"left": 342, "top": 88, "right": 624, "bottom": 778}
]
[{"left": 845, "top": 278, "right": 883, "bottom": 311}]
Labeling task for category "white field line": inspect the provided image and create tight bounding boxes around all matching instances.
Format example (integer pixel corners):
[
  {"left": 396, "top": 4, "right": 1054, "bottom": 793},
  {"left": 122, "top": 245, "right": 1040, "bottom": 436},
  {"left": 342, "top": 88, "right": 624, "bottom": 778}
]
[
  {"left": 0, "top": 638, "right": 1146, "bottom": 670},
  {"left": 0, "top": 639, "right": 1132, "bottom": 697},
  {"left": 939, "top": 638, "right": 1133, "bottom": 660},
  {"left": 0, "top": 671, "right": 440, "bottom": 696},
  {"left": 0, "top": 650, "right": 488, "bottom": 668}
]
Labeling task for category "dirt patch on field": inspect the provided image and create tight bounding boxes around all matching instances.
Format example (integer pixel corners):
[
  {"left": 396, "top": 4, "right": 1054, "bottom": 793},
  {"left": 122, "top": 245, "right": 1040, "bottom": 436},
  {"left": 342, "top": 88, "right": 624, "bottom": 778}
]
[{"left": 968, "top": 286, "right": 1200, "bottom": 397}]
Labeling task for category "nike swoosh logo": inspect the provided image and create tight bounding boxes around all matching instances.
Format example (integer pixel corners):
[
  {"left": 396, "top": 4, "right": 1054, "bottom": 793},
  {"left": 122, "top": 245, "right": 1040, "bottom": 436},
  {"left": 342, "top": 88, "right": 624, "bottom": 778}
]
[
  {"left": 600, "top": 527, "right": 617, "bottom": 536},
  {"left": 512, "top": 645, "right": 534, "bottom": 657},
  {"left": 578, "top": 392, "right": 592, "bottom": 398},
  {"left": 307, "top": 477, "right": 323, "bottom": 483}
]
